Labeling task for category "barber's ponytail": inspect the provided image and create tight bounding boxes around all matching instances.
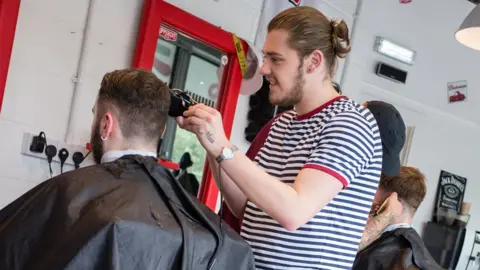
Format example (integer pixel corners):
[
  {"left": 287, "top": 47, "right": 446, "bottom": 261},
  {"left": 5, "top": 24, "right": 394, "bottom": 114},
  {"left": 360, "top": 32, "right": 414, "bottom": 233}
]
[{"left": 330, "top": 20, "right": 351, "bottom": 59}]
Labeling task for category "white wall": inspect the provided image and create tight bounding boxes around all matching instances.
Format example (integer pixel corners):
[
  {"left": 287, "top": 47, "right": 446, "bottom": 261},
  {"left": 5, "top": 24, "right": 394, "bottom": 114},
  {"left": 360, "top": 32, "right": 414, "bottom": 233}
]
[
  {"left": 0, "top": 0, "right": 93, "bottom": 208},
  {"left": 0, "top": 0, "right": 264, "bottom": 208},
  {"left": 341, "top": 0, "right": 480, "bottom": 234}
]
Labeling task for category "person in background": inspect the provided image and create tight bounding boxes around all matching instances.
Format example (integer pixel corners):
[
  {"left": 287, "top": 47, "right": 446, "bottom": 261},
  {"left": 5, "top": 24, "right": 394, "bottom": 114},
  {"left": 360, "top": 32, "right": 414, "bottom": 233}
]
[
  {"left": 353, "top": 166, "right": 443, "bottom": 270},
  {"left": 359, "top": 100, "right": 407, "bottom": 249},
  {"left": 176, "top": 6, "right": 383, "bottom": 269},
  {"left": 174, "top": 152, "right": 200, "bottom": 196},
  {"left": 356, "top": 101, "right": 442, "bottom": 269},
  {"left": 0, "top": 69, "right": 255, "bottom": 270}
]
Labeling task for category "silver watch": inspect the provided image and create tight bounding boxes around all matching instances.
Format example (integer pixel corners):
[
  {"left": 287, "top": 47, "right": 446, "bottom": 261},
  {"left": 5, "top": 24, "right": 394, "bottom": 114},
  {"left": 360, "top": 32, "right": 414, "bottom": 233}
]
[{"left": 216, "top": 145, "right": 238, "bottom": 163}]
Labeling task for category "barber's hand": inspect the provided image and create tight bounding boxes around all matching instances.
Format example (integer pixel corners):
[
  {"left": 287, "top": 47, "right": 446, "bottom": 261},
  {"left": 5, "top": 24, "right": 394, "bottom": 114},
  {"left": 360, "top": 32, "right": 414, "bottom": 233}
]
[
  {"left": 376, "top": 192, "right": 403, "bottom": 224},
  {"left": 175, "top": 104, "right": 229, "bottom": 155}
]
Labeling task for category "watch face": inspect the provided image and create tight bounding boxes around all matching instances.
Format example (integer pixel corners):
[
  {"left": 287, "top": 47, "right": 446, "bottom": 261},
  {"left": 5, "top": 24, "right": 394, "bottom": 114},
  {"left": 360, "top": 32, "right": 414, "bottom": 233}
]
[{"left": 222, "top": 147, "right": 234, "bottom": 158}]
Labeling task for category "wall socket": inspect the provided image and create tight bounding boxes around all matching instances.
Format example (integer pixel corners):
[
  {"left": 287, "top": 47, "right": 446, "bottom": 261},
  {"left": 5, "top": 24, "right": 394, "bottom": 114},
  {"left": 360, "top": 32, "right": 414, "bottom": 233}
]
[{"left": 21, "top": 132, "right": 88, "bottom": 167}]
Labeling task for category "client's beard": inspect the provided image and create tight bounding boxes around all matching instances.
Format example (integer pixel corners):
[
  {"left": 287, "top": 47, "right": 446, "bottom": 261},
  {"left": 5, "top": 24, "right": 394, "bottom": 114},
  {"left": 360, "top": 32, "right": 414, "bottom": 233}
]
[{"left": 90, "top": 121, "right": 104, "bottom": 165}]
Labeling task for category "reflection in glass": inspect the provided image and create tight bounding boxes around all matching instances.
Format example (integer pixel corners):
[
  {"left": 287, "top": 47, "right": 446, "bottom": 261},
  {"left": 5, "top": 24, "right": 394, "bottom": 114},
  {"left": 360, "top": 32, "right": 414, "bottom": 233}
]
[
  {"left": 172, "top": 55, "right": 222, "bottom": 185},
  {"left": 153, "top": 39, "right": 176, "bottom": 85}
]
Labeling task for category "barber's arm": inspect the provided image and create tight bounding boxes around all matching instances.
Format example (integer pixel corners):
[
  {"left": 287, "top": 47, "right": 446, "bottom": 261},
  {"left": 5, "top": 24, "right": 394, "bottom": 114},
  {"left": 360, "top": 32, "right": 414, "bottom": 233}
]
[
  {"left": 358, "top": 192, "right": 403, "bottom": 251},
  {"left": 206, "top": 154, "right": 247, "bottom": 218},
  {"left": 178, "top": 105, "right": 375, "bottom": 231},
  {"left": 216, "top": 153, "right": 344, "bottom": 231},
  {"left": 207, "top": 116, "right": 276, "bottom": 218}
]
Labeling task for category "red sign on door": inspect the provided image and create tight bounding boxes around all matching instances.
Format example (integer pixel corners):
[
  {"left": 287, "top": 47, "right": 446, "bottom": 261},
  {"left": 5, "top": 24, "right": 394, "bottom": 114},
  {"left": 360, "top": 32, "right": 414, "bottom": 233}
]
[{"left": 159, "top": 26, "right": 178, "bottom": 41}]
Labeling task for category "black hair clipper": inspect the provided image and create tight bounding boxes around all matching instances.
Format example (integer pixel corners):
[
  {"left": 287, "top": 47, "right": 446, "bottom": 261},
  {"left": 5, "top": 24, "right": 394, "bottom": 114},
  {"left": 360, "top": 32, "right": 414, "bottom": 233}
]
[{"left": 168, "top": 88, "right": 197, "bottom": 117}]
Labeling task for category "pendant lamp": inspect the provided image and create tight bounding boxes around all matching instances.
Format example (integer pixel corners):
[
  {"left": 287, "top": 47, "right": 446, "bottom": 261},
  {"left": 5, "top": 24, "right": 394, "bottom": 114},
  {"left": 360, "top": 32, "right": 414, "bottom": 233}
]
[{"left": 455, "top": 4, "right": 480, "bottom": 50}]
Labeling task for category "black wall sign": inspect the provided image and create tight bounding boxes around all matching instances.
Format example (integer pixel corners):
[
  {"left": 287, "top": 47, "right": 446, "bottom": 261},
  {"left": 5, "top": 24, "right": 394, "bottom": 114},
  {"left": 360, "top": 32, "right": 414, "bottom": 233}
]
[{"left": 435, "top": 170, "right": 467, "bottom": 213}]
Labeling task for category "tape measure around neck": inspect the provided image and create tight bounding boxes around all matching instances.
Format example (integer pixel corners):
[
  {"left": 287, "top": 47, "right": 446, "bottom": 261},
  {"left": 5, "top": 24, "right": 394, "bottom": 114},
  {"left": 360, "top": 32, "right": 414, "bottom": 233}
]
[{"left": 232, "top": 34, "right": 247, "bottom": 77}]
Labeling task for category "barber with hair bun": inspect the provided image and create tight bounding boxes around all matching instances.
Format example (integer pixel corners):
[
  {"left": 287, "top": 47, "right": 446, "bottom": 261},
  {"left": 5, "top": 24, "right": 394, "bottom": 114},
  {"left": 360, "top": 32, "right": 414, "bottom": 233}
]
[{"left": 177, "top": 6, "right": 383, "bottom": 269}]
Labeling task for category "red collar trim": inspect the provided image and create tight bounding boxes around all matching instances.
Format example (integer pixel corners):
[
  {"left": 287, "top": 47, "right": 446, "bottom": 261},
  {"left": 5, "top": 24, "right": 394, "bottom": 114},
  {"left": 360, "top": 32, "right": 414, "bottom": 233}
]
[
  {"left": 158, "top": 158, "right": 180, "bottom": 170},
  {"left": 296, "top": 96, "right": 347, "bottom": 120}
]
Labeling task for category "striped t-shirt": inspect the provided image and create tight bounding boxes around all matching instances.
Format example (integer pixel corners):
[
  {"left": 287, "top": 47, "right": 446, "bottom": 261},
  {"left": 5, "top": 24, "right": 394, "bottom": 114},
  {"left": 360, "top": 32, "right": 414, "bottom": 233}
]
[{"left": 240, "top": 96, "right": 382, "bottom": 269}]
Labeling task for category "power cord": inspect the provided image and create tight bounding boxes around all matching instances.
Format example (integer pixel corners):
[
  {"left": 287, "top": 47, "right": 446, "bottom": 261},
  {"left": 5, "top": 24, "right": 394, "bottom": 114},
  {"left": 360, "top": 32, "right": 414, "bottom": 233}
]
[
  {"left": 33, "top": 131, "right": 56, "bottom": 177},
  {"left": 218, "top": 167, "right": 225, "bottom": 231},
  {"left": 45, "top": 145, "right": 57, "bottom": 178},
  {"left": 206, "top": 164, "right": 225, "bottom": 270},
  {"left": 72, "top": 150, "right": 91, "bottom": 169},
  {"left": 58, "top": 148, "right": 69, "bottom": 174},
  {"left": 31, "top": 131, "right": 91, "bottom": 176}
]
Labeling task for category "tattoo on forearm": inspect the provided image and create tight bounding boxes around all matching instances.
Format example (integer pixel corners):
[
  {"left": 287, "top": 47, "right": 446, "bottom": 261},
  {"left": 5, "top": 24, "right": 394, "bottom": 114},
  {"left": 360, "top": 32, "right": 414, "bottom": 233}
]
[
  {"left": 202, "top": 131, "right": 215, "bottom": 144},
  {"left": 358, "top": 211, "right": 394, "bottom": 251}
]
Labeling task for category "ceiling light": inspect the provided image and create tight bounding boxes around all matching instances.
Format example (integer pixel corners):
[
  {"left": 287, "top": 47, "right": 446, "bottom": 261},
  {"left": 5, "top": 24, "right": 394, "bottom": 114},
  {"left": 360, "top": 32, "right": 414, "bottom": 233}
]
[
  {"left": 455, "top": 5, "right": 480, "bottom": 50},
  {"left": 374, "top": 37, "right": 416, "bottom": 65}
]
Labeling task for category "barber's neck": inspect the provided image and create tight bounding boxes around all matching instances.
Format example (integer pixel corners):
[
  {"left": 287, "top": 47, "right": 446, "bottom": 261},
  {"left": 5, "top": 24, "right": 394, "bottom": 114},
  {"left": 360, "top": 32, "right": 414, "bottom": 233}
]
[{"left": 295, "top": 79, "right": 340, "bottom": 116}]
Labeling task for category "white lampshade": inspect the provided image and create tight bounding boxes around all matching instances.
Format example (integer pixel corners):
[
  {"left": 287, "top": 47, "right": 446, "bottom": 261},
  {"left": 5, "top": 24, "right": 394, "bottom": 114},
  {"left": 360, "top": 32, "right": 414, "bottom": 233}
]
[{"left": 455, "top": 5, "right": 480, "bottom": 50}]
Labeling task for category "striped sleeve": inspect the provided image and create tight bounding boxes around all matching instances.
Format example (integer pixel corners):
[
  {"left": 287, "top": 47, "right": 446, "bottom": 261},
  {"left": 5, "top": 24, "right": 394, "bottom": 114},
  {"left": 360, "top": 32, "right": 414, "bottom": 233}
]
[{"left": 303, "top": 111, "right": 375, "bottom": 188}]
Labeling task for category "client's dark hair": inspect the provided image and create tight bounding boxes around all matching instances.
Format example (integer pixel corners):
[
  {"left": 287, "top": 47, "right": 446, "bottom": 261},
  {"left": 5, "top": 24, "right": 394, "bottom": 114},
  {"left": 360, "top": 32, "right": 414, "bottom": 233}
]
[{"left": 97, "top": 68, "right": 170, "bottom": 144}]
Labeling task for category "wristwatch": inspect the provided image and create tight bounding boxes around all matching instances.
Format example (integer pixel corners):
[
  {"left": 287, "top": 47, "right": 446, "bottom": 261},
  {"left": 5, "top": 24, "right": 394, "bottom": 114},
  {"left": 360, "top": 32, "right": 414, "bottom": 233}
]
[{"left": 216, "top": 145, "right": 238, "bottom": 164}]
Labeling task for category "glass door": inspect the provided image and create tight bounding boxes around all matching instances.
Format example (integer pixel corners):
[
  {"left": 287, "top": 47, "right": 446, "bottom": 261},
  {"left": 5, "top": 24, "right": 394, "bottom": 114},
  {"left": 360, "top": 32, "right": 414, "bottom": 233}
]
[
  {"left": 131, "top": 0, "right": 245, "bottom": 210},
  {"left": 153, "top": 24, "right": 224, "bottom": 197}
]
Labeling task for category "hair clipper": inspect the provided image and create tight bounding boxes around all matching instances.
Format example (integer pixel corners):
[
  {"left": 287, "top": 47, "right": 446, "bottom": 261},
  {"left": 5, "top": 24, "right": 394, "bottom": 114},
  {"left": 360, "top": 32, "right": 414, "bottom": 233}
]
[{"left": 168, "top": 88, "right": 197, "bottom": 117}]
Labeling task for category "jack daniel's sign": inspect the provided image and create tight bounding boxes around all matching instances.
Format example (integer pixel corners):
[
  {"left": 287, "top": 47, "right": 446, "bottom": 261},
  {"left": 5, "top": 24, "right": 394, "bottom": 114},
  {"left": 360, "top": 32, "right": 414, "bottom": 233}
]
[{"left": 435, "top": 170, "right": 467, "bottom": 213}]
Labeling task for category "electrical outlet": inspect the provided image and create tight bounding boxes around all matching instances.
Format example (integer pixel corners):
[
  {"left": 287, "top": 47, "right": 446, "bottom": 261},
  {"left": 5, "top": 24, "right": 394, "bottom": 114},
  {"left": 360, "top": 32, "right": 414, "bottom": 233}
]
[{"left": 21, "top": 132, "right": 88, "bottom": 166}]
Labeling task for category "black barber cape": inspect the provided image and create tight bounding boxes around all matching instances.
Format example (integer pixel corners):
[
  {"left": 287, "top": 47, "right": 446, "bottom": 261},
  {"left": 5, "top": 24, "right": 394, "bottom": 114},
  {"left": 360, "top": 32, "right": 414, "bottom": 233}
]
[
  {"left": 353, "top": 227, "right": 444, "bottom": 270},
  {"left": 0, "top": 155, "right": 255, "bottom": 270}
]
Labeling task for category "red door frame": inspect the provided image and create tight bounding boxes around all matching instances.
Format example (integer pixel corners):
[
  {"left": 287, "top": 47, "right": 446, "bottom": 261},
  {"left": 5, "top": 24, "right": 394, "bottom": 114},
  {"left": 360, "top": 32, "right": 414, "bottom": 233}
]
[
  {"left": 132, "top": 0, "right": 247, "bottom": 211},
  {"left": 0, "top": 0, "right": 21, "bottom": 113}
]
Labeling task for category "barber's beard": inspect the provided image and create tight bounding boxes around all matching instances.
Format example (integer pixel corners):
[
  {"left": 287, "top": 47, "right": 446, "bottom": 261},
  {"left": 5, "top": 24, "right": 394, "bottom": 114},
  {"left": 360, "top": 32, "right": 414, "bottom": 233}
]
[
  {"left": 270, "top": 63, "right": 305, "bottom": 107},
  {"left": 90, "top": 120, "right": 104, "bottom": 165}
]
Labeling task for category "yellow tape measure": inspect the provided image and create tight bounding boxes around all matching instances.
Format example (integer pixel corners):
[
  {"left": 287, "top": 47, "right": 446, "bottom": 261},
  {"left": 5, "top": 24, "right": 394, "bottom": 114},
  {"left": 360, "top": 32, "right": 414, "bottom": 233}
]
[{"left": 232, "top": 34, "right": 247, "bottom": 77}]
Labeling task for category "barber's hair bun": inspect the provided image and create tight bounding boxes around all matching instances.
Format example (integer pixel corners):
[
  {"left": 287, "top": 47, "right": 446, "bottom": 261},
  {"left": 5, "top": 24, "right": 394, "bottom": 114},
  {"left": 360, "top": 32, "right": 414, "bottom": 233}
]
[{"left": 330, "top": 20, "right": 351, "bottom": 58}]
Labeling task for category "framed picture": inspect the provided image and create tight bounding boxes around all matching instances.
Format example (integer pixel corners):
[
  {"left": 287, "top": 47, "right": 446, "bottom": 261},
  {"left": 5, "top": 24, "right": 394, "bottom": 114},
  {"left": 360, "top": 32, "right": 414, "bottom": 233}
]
[
  {"left": 435, "top": 170, "right": 467, "bottom": 213},
  {"left": 447, "top": 80, "right": 467, "bottom": 104}
]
